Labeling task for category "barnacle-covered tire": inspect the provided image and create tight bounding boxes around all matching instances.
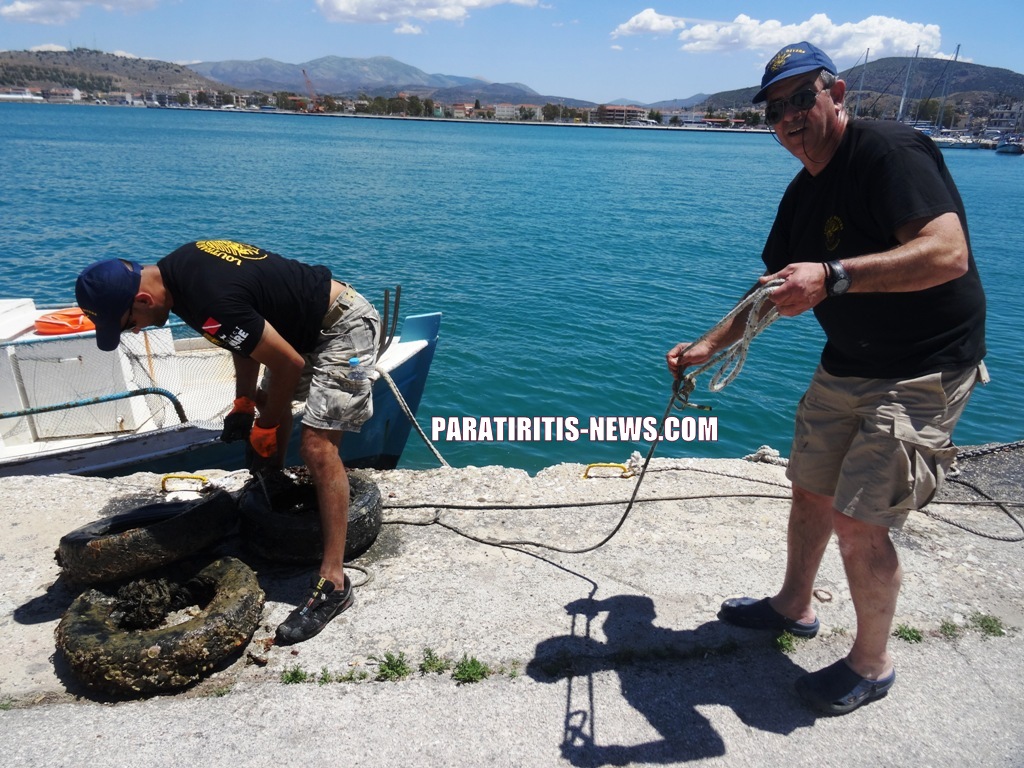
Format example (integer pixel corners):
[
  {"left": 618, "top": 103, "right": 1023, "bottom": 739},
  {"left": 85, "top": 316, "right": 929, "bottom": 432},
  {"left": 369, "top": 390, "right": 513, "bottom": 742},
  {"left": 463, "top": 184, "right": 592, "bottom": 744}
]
[
  {"left": 55, "top": 557, "right": 264, "bottom": 696},
  {"left": 238, "top": 469, "right": 382, "bottom": 563},
  {"left": 55, "top": 490, "right": 238, "bottom": 585}
]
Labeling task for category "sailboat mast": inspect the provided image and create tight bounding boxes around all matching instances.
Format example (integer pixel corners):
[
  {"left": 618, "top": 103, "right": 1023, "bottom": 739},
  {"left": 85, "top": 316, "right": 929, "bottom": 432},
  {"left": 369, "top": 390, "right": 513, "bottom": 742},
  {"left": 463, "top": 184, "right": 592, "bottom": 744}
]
[
  {"left": 936, "top": 44, "right": 960, "bottom": 133},
  {"left": 897, "top": 45, "right": 919, "bottom": 122},
  {"left": 855, "top": 48, "right": 869, "bottom": 118}
]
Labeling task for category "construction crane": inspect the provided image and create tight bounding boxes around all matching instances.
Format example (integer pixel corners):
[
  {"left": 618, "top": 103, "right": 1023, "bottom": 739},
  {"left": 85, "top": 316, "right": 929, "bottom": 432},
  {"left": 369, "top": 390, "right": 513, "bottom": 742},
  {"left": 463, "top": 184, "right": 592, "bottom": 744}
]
[{"left": 301, "top": 69, "right": 324, "bottom": 113}]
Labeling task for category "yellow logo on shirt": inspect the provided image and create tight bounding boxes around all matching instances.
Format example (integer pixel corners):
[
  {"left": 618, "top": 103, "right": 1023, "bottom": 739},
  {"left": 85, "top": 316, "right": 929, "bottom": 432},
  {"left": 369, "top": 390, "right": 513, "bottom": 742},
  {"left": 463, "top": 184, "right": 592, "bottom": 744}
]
[
  {"left": 195, "top": 240, "right": 267, "bottom": 266},
  {"left": 824, "top": 215, "right": 844, "bottom": 251}
]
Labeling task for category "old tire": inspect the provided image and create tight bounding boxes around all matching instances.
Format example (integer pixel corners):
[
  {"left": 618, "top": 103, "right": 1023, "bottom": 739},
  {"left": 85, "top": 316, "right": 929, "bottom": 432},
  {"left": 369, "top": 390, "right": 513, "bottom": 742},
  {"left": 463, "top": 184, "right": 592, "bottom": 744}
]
[
  {"left": 55, "top": 490, "right": 238, "bottom": 585},
  {"left": 55, "top": 556, "right": 265, "bottom": 696},
  {"left": 238, "top": 469, "right": 382, "bottom": 563}
]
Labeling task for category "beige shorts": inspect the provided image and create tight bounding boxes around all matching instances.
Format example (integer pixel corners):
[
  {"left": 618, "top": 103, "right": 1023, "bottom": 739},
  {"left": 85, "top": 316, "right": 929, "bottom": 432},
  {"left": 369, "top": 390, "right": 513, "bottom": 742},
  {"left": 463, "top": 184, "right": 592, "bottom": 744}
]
[
  {"left": 259, "top": 288, "right": 381, "bottom": 433},
  {"left": 787, "top": 363, "right": 986, "bottom": 529}
]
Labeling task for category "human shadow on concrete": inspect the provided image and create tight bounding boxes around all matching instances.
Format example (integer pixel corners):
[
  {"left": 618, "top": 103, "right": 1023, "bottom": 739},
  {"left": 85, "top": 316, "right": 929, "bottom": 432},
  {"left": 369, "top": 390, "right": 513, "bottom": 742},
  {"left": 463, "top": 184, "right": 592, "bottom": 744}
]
[{"left": 526, "top": 594, "right": 816, "bottom": 766}]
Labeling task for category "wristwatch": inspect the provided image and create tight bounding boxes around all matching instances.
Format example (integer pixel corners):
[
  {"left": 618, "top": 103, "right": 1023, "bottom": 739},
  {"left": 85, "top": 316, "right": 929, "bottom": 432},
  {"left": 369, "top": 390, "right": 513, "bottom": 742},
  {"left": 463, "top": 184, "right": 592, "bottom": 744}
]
[{"left": 825, "top": 260, "right": 851, "bottom": 297}]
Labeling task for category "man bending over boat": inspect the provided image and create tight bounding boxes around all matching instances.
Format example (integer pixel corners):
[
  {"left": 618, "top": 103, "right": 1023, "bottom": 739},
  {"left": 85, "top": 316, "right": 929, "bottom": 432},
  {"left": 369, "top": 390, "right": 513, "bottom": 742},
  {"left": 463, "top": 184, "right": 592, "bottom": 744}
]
[
  {"left": 75, "top": 240, "right": 380, "bottom": 645},
  {"left": 666, "top": 43, "right": 987, "bottom": 715}
]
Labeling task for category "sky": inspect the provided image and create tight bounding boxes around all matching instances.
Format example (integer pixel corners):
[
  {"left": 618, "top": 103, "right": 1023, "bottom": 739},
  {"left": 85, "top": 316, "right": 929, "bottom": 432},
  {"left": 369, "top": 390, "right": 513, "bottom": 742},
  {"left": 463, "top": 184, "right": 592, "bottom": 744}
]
[{"left": 1, "top": 1, "right": 1021, "bottom": 104}]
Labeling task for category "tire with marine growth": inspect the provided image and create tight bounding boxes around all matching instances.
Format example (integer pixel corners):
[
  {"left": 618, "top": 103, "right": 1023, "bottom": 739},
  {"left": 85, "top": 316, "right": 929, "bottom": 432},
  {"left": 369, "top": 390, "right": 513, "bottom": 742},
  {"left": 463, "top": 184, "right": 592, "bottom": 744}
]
[
  {"left": 55, "top": 556, "right": 265, "bottom": 696},
  {"left": 238, "top": 468, "right": 382, "bottom": 563},
  {"left": 55, "top": 490, "right": 239, "bottom": 585}
]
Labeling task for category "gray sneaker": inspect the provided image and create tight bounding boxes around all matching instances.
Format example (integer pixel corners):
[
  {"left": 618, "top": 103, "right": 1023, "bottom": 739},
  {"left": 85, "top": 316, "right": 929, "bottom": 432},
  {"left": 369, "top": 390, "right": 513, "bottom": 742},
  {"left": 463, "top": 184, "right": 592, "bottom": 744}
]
[{"left": 275, "top": 574, "right": 353, "bottom": 645}]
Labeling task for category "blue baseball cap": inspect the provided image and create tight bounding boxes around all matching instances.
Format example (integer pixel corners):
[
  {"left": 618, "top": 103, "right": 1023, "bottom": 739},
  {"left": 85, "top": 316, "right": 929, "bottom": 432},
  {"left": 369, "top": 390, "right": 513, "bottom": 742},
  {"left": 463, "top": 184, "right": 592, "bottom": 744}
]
[
  {"left": 753, "top": 41, "right": 837, "bottom": 103},
  {"left": 75, "top": 259, "right": 143, "bottom": 351}
]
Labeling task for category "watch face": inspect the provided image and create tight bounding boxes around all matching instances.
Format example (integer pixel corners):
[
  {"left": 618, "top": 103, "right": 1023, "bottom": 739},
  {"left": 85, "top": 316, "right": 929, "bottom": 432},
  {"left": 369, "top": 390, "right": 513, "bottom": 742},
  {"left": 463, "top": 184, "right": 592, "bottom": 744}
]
[{"left": 827, "top": 261, "right": 849, "bottom": 296}]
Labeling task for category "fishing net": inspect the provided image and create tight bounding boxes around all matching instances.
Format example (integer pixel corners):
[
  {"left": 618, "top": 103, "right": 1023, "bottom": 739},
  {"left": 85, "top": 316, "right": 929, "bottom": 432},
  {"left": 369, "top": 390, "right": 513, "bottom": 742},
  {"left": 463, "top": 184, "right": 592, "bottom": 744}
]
[{"left": 0, "top": 321, "right": 236, "bottom": 445}]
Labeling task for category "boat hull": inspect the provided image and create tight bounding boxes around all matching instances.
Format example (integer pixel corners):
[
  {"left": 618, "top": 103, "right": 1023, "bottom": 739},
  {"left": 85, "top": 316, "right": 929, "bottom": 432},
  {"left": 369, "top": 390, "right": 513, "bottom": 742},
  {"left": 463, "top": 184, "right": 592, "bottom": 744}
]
[{"left": 0, "top": 308, "right": 441, "bottom": 477}]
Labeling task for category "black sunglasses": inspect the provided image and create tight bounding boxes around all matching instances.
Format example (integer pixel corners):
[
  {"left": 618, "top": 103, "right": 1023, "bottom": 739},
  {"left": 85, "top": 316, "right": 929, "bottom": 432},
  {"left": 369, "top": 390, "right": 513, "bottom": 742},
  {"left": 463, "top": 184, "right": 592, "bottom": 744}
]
[{"left": 765, "top": 88, "right": 827, "bottom": 126}]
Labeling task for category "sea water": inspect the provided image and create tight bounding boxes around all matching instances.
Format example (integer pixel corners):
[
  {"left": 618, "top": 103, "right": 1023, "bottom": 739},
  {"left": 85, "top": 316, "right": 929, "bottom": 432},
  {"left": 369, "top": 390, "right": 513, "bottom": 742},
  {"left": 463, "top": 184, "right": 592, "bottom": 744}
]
[{"left": 1, "top": 104, "right": 1021, "bottom": 473}]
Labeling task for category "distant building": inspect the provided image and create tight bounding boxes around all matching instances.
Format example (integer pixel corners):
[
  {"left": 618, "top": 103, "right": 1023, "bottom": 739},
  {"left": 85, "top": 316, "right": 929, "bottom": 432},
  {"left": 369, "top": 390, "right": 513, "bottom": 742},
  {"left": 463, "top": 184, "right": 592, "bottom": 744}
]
[
  {"left": 988, "top": 103, "right": 1023, "bottom": 132},
  {"left": 42, "top": 88, "right": 82, "bottom": 103},
  {"left": 596, "top": 104, "right": 648, "bottom": 124},
  {"left": 494, "top": 103, "right": 517, "bottom": 120}
]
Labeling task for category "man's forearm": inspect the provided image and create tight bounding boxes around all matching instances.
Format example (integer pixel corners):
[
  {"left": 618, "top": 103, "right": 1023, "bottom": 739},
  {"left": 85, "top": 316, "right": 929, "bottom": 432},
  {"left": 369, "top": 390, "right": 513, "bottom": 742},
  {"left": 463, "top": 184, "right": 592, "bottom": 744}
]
[{"left": 232, "top": 355, "right": 262, "bottom": 400}]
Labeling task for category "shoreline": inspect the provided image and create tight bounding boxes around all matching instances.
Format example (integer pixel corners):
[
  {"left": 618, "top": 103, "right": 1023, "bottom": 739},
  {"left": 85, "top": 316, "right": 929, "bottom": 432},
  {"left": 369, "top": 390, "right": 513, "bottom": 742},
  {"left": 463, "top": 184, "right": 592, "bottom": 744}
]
[{"left": 3, "top": 100, "right": 775, "bottom": 134}]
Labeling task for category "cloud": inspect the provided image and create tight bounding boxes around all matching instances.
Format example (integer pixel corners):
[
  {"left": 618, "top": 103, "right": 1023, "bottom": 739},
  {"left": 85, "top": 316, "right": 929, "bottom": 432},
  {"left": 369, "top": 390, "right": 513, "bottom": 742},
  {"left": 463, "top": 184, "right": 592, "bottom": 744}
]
[
  {"left": 612, "top": 11, "right": 944, "bottom": 62},
  {"left": 29, "top": 43, "right": 68, "bottom": 51},
  {"left": 1, "top": 0, "right": 157, "bottom": 24},
  {"left": 315, "top": 0, "right": 537, "bottom": 25},
  {"left": 612, "top": 8, "right": 688, "bottom": 38},
  {"left": 394, "top": 21, "right": 422, "bottom": 34}
]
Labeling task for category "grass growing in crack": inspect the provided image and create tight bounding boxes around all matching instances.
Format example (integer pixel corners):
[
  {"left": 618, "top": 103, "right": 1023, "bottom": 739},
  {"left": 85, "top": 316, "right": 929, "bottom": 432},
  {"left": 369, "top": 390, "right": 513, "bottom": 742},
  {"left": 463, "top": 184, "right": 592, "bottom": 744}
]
[
  {"left": 373, "top": 651, "right": 413, "bottom": 682},
  {"left": 775, "top": 632, "right": 799, "bottom": 653},
  {"left": 337, "top": 667, "right": 370, "bottom": 683},
  {"left": 939, "top": 619, "right": 963, "bottom": 639},
  {"left": 420, "top": 647, "right": 452, "bottom": 675},
  {"left": 452, "top": 654, "right": 491, "bottom": 684},
  {"left": 281, "top": 664, "right": 310, "bottom": 684},
  {"left": 318, "top": 667, "right": 334, "bottom": 686},
  {"left": 970, "top": 612, "right": 1006, "bottom": 637},
  {"left": 0, "top": 696, "right": 13, "bottom": 711},
  {"left": 893, "top": 624, "right": 923, "bottom": 643}
]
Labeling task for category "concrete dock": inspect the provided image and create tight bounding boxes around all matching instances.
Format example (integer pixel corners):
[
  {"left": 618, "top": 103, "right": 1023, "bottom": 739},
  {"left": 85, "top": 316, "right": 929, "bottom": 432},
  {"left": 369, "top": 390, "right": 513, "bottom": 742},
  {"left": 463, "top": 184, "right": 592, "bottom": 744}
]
[{"left": 1, "top": 448, "right": 1022, "bottom": 767}]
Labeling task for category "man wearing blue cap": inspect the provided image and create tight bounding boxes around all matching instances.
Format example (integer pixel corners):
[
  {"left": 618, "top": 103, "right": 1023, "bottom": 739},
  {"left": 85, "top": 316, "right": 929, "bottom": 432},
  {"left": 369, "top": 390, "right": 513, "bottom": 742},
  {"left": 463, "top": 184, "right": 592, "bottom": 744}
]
[
  {"left": 75, "top": 240, "right": 380, "bottom": 645},
  {"left": 667, "top": 42, "right": 986, "bottom": 714}
]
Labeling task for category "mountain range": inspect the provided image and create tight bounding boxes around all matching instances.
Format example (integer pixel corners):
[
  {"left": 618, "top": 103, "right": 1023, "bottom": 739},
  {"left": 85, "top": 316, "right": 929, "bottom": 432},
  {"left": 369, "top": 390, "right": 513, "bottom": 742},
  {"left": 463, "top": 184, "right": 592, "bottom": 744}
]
[
  {"left": 191, "top": 55, "right": 600, "bottom": 108},
  {"left": 2, "top": 48, "right": 1022, "bottom": 113}
]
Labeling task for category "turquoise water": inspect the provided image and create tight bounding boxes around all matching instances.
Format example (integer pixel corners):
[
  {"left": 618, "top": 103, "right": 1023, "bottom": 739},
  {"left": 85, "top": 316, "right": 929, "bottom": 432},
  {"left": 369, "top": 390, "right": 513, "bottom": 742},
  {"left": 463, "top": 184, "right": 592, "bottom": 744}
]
[{"left": 1, "top": 104, "right": 1021, "bottom": 473}]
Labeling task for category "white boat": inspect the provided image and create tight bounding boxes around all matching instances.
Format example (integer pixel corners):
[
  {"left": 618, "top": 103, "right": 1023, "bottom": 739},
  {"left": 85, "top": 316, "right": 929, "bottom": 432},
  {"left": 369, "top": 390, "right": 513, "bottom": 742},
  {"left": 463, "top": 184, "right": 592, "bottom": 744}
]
[
  {"left": 995, "top": 136, "right": 1024, "bottom": 155},
  {"left": 931, "top": 135, "right": 983, "bottom": 150},
  {"left": 0, "top": 298, "right": 441, "bottom": 477}
]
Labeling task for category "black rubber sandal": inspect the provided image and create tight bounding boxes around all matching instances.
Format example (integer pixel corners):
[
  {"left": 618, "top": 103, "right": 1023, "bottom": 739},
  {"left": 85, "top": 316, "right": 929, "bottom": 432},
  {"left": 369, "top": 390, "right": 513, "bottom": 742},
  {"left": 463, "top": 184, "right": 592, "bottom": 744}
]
[
  {"left": 795, "top": 659, "right": 896, "bottom": 715},
  {"left": 717, "top": 596, "right": 820, "bottom": 638}
]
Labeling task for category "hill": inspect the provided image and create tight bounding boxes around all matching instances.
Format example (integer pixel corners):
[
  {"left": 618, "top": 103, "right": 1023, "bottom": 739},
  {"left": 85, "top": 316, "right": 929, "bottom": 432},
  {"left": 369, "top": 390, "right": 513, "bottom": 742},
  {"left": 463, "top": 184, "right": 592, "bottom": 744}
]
[
  {"left": 190, "top": 55, "right": 484, "bottom": 94},
  {"left": 0, "top": 48, "right": 223, "bottom": 93},
  {"left": 191, "top": 55, "right": 595, "bottom": 107}
]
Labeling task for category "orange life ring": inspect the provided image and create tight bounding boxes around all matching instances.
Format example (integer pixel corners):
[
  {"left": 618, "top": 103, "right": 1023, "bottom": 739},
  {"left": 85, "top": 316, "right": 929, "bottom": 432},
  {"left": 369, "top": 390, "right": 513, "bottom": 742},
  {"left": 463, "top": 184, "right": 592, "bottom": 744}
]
[{"left": 34, "top": 307, "right": 96, "bottom": 335}]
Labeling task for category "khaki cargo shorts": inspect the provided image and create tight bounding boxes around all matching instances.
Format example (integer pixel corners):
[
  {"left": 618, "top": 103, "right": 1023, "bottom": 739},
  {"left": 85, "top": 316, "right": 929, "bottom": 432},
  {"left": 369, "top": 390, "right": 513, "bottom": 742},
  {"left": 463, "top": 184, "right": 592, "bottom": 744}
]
[
  {"left": 260, "top": 287, "right": 381, "bottom": 433},
  {"left": 787, "top": 362, "right": 987, "bottom": 529}
]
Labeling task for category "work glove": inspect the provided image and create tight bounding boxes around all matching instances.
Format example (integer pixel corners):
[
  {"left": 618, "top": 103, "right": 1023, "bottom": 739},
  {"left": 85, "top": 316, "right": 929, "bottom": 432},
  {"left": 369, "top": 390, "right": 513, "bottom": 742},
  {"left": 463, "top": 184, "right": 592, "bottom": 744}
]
[
  {"left": 249, "top": 423, "right": 279, "bottom": 459},
  {"left": 220, "top": 397, "right": 256, "bottom": 443},
  {"left": 246, "top": 423, "right": 281, "bottom": 475}
]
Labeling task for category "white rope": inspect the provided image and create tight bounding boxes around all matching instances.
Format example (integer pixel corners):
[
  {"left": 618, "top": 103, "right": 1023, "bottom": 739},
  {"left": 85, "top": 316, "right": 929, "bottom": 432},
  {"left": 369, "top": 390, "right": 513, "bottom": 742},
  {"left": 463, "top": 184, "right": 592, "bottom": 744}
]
[
  {"left": 375, "top": 366, "right": 451, "bottom": 467},
  {"left": 683, "top": 278, "right": 784, "bottom": 393},
  {"left": 742, "top": 445, "right": 789, "bottom": 466}
]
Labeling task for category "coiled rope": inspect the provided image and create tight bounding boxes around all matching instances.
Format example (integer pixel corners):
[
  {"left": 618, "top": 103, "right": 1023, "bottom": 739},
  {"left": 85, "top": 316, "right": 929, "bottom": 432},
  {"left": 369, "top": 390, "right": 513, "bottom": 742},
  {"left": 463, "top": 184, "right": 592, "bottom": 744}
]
[{"left": 680, "top": 278, "right": 783, "bottom": 394}]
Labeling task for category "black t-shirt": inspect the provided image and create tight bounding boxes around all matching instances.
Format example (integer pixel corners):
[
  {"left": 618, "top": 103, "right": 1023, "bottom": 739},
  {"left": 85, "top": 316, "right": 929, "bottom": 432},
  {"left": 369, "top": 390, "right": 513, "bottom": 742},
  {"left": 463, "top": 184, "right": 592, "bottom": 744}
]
[
  {"left": 158, "top": 241, "right": 332, "bottom": 357},
  {"left": 762, "top": 120, "right": 986, "bottom": 378}
]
